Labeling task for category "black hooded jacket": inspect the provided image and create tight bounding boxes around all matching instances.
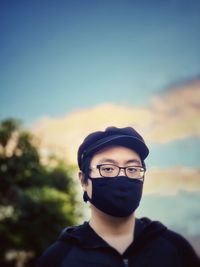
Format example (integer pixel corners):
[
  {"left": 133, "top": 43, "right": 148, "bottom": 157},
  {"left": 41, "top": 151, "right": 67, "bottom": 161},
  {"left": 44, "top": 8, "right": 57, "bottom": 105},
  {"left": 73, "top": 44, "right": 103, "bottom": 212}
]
[{"left": 36, "top": 217, "right": 199, "bottom": 267}]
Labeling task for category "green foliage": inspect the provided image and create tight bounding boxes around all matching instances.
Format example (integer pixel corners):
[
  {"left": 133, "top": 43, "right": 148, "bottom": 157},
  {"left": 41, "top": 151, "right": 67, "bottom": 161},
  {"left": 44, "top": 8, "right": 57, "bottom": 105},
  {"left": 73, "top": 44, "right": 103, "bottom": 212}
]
[
  {"left": 0, "top": 119, "right": 80, "bottom": 267},
  {"left": 0, "top": 119, "right": 21, "bottom": 148}
]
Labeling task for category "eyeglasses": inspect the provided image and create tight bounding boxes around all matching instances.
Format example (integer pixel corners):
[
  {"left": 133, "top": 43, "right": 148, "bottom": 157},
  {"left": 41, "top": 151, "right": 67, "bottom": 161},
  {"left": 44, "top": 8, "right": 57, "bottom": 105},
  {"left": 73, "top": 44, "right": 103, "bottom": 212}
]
[{"left": 91, "top": 164, "right": 145, "bottom": 180}]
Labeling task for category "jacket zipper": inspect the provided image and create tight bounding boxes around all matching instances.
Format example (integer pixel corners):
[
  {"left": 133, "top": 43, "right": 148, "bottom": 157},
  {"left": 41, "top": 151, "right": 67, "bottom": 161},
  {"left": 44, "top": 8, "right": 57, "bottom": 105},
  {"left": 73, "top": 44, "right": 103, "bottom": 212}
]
[{"left": 123, "top": 258, "right": 129, "bottom": 267}]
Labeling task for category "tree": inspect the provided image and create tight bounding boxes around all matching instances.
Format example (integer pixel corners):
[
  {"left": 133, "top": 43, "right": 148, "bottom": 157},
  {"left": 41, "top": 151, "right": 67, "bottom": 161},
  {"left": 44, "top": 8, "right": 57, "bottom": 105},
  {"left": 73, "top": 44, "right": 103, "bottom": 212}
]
[{"left": 0, "top": 119, "right": 80, "bottom": 267}]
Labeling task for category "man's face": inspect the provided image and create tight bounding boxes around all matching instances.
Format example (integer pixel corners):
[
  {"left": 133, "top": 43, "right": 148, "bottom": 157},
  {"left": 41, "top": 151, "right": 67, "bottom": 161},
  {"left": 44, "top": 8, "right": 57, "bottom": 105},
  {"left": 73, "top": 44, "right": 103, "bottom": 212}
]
[{"left": 80, "top": 145, "right": 142, "bottom": 199}]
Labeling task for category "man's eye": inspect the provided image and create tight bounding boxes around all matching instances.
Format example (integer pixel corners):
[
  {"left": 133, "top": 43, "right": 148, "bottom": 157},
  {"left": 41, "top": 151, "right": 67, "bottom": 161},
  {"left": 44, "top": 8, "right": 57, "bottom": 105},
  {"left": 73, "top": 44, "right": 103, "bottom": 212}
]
[
  {"left": 127, "top": 167, "right": 137, "bottom": 172},
  {"left": 102, "top": 167, "right": 114, "bottom": 172}
]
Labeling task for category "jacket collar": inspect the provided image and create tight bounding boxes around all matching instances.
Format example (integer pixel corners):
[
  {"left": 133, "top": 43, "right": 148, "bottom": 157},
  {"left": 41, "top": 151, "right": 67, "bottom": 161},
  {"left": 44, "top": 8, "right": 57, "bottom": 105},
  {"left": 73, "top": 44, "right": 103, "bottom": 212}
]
[{"left": 58, "top": 217, "right": 167, "bottom": 251}]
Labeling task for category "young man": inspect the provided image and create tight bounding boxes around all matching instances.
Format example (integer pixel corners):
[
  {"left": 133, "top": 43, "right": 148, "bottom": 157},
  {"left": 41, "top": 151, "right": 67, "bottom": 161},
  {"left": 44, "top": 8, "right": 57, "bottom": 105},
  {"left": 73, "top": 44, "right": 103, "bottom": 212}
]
[{"left": 37, "top": 126, "right": 200, "bottom": 267}]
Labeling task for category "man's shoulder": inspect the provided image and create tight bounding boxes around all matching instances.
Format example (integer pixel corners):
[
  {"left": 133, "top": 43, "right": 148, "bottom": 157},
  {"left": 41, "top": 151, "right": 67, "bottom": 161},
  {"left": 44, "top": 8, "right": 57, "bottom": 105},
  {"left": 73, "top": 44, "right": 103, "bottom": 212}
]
[
  {"left": 162, "top": 228, "right": 198, "bottom": 254},
  {"left": 36, "top": 240, "right": 72, "bottom": 267},
  {"left": 137, "top": 217, "right": 196, "bottom": 250},
  {"left": 157, "top": 226, "right": 199, "bottom": 266},
  {"left": 36, "top": 223, "right": 86, "bottom": 267}
]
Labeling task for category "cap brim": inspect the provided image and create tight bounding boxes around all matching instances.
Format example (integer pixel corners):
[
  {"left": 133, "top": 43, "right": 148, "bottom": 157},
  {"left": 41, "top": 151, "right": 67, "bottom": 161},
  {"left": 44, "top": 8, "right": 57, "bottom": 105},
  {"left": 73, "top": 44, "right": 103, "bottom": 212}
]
[{"left": 84, "top": 135, "right": 149, "bottom": 160}]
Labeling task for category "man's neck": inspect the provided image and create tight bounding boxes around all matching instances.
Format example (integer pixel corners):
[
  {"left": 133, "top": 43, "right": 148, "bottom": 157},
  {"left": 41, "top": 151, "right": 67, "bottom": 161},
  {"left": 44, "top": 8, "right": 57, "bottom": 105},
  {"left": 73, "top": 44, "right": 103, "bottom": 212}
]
[{"left": 89, "top": 205, "right": 135, "bottom": 237}]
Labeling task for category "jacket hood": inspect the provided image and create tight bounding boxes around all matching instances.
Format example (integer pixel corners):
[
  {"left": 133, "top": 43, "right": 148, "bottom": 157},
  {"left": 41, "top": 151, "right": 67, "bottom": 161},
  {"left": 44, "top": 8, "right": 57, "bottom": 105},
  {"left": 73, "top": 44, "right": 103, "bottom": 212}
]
[{"left": 58, "top": 217, "right": 167, "bottom": 250}]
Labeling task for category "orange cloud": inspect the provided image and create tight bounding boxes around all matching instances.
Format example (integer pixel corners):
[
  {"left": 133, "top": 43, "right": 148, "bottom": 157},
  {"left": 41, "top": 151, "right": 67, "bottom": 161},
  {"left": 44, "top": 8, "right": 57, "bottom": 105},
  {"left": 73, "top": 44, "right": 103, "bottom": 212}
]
[
  {"left": 147, "top": 79, "right": 200, "bottom": 143},
  {"left": 143, "top": 167, "right": 200, "bottom": 195},
  {"left": 32, "top": 79, "right": 200, "bottom": 165}
]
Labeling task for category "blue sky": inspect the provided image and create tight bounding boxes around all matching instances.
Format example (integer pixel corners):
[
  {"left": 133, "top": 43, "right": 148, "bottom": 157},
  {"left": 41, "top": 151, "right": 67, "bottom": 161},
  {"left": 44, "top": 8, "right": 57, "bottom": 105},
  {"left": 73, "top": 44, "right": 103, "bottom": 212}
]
[
  {"left": 1, "top": 0, "right": 200, "bottom": 123},
  {"left": 147, "top": 138, "right": 200, "bottom": 169},
  {"left": 1, "top": 1, "right": 200, "bottom": 251}
]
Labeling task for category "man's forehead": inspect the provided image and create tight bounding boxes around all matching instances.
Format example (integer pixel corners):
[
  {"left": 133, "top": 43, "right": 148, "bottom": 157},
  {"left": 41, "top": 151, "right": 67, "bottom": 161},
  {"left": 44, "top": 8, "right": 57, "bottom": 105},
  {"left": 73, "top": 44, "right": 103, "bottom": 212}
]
[
  {"left": 92, "top": 144, "right": 139, "bottom": 154},
  {"left": 90, "top": 146, "right": 142, "bottom": 164}
]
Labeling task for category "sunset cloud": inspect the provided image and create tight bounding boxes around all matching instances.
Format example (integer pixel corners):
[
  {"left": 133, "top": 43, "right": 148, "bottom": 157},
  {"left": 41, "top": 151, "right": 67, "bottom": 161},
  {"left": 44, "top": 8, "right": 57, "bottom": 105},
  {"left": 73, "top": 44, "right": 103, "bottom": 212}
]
[
  {"left": 32, "top": 79, "right": 200, "bottom": 165},
  {"left": 147, "top": 79, "right": 200, "bottom": 143},
  {"left": 143, "top": 167, "right": 200, "bottom": 195}
]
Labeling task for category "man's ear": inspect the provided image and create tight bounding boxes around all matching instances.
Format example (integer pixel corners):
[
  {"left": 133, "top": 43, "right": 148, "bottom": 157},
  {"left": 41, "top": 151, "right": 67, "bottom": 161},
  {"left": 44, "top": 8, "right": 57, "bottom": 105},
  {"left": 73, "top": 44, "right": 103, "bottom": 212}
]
[{"left": 78, "top": 171, "right": 87, "bottom": 187}]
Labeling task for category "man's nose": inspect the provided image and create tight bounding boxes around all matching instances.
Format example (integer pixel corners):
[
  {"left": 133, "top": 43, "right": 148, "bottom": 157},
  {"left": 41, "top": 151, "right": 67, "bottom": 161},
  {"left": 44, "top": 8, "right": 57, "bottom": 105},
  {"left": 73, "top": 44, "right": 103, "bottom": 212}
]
[{"left": 118, "top": 168, "right": 126, "bottom": 176}]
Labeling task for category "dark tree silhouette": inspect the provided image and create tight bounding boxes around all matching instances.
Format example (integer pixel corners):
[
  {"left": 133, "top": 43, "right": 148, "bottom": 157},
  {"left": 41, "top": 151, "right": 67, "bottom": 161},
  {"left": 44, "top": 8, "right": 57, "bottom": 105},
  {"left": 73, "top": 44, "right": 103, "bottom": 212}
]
[{"left": 0, "top": 119, "right": 80, "bottom": 267}]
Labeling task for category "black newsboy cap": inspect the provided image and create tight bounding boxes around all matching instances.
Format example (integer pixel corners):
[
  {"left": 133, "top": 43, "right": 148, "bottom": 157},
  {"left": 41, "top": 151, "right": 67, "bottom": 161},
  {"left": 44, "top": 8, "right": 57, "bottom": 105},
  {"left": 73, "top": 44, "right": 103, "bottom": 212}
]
[{"left": 77, "top": 126, "right": 149, "bottom": 170}]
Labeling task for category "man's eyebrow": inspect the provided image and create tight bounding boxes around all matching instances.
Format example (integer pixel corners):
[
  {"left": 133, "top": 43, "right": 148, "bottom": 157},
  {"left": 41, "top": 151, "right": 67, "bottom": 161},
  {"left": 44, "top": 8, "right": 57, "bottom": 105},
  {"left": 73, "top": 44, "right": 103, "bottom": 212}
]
[
  {"left": 98, "top": 159, "right": 141, "bottom": 165},
  {"left": 125, "top": 159, "right": 141, "bottom": 165}
]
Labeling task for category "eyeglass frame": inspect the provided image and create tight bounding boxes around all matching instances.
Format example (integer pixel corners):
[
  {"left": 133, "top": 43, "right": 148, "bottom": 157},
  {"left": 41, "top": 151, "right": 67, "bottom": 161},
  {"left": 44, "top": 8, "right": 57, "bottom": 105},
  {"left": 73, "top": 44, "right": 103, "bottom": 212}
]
[{"left": 90, "top": 163, "right": 146, "bottom": 180}]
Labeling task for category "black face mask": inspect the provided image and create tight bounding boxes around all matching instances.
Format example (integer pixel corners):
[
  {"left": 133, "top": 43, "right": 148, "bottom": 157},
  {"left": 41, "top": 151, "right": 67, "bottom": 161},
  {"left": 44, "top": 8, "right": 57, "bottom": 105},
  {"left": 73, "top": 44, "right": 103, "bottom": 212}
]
[{"left": 83, "top": 176, "right": 143, "bottom": 217}]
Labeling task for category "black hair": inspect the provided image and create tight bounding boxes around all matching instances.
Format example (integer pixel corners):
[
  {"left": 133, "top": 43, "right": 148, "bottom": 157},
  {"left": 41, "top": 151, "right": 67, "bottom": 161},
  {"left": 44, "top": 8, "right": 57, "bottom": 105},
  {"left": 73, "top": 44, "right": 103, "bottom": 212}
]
[
  {"left": 80, "top": 156, "right": 91, "bottom": 184},
  {"left": 142, "top": 160, "right": 146, "bottom": 170}
]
